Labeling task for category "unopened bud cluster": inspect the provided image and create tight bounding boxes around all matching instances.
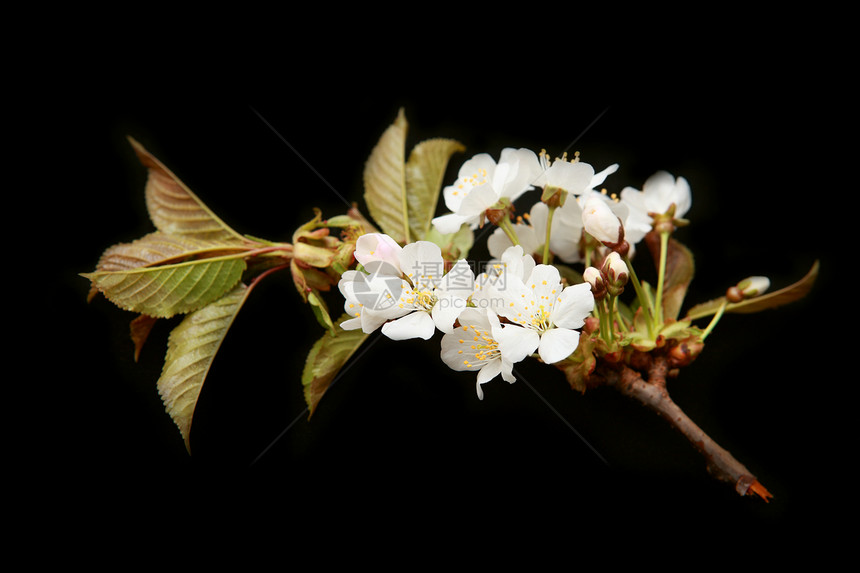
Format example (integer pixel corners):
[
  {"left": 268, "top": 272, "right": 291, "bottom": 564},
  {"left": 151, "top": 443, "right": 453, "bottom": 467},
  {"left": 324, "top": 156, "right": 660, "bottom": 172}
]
[{"left": 584, "top": 252, "right": 629, "bottom": 299}]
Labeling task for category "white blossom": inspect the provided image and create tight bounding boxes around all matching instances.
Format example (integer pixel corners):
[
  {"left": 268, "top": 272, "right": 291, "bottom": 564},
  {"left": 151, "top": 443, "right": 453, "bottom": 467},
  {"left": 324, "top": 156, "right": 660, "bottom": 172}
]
[
  {"left": 533, "top": 150, "right": 619, "bottom": 196},
  {"left": 474, "top": 246, "right": 594, "bottom": 364},
  {"left": 486, "top": 195, "right": 585, "bottom": 264},
  {"left": 440, "top": 307, "right": 539, "bottom": 400},
  {"left": 485, "top": 156, "right": 620, "bottom": 264},
  {"left": 431, "top": 148, "right": 542, "bottom": 234},
  {"left": 338, "top": 238, "right": 476, "bottom": 340},
  {"left": 620, "top": 171, "right": 691, "bottom": 241}
]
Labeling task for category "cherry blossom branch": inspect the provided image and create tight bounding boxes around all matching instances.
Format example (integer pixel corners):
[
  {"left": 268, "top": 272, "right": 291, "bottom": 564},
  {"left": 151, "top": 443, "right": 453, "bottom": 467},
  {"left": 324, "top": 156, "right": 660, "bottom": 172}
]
[{"left": 596, "top": 355, "right": 773, "bottom": 501}]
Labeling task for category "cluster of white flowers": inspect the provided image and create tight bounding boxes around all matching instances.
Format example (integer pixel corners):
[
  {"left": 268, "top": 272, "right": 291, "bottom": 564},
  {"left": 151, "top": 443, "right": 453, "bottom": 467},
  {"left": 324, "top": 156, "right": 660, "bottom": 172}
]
[
  {"left": 338, "top": 236, "right": 595, "bottom": 399},
  {"left": 475, "top": 149, "right": 692, "bottom": 261},
  {"left": 337, "top": 147, "right": 693, "bottom": 399}
]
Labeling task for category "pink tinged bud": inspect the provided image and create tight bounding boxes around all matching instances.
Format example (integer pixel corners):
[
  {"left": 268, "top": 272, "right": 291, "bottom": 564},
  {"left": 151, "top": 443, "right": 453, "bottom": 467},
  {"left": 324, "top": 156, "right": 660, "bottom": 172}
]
[
  {"left": 583, "top": 266, "right": 602, "bottom": 287},
  {"left": 354, "top": 233, "right": 403, "bottom": 270},
  {"left": 583, "top": 266, "right": 606, "bottom": 299},
  {"left": 602, "top": 252, "right": 628, "bottom": 285}
]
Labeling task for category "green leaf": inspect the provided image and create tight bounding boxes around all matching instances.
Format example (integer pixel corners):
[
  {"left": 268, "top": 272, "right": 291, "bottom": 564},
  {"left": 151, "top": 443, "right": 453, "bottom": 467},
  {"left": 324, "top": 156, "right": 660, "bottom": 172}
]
[
  {"left": 82, "top": 255, "right": 246, "bottom": 318},
  {"left": 405, "top": 137, "right": 465, "bottom": 241},
  {"left": 659, "top": 319, "right": 696, "bottom": 340},
  {"left": 302, "top": 315, "right": 370, "bottom": 418},
  {"left": 128, "top": 137, "right": 248, "bottom": 244},
  {"left": 293, "top": 241, "right": 336, "bottom": 268},
  {"left": 157, "top": 284, "right": 252, "bottom": 453},
  {"left": 363, "top": 108, "right": 409, "bottom": 244},
  {"left": 90, "top": 232, "right": 249, "bottom": 275},
  {"left": 685, "top": 260, "right": 819, "bottom": 321},
  {"left": 307, "top": 290, "right": 335, "bottom": 335}
]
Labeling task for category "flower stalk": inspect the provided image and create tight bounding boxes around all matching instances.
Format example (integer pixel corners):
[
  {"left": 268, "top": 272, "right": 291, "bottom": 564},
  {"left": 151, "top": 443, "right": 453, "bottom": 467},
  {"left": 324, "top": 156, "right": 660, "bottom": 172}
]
[
  {"left": 622, "top": 254, "right": 655, "bottom": 340},
  {"left": 543, "top": 205, "right": 556, "bottom": 264},
  {"left": 653, "top": 229, "right": 670, "bottom": 327},
  {"left": 496, "top": 215, "right": 521, "bottom": 247},
  {"left": 700, "top": 299, "right": 727, "bottom": 340}
]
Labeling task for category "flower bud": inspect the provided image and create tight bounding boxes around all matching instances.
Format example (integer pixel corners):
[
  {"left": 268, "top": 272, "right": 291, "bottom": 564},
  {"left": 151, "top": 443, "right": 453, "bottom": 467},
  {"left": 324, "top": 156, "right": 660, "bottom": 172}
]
[
  {"left": 737, "top": 276, "right": 770, "bottom": 298},
  {"left": 583, "top": 266, "right": 607, "bottom": 300},
  {"left": 667, "top": 337, "right": 705, "bottom": 368},
  {"left": 726, "top": 276, "right": 770, "bottom": 302},
  {"left": 602, "top": 251, "right": 629, "bottom": 285},
  {"left": 581, "top": 194, "right": 629, "bottom": 256},
  {"left": 354, "top": 233, "right": 402, "bottom": 270},
  {"left": 581, "top": 194, "right": 623, "bottom": 244}
]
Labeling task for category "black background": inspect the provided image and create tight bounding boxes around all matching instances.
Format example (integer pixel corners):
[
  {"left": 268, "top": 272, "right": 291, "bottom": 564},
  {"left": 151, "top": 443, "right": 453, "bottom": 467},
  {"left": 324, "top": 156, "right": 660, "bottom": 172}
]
[{"left": 22, "top": 22, "right": 850, "bottom": 556}]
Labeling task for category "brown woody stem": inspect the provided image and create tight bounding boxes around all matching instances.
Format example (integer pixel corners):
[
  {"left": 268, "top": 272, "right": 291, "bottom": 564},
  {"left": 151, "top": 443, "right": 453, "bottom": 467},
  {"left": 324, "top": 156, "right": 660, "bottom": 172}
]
[{"left": 600, "top": 356, "right": 772, "bottom": 501}]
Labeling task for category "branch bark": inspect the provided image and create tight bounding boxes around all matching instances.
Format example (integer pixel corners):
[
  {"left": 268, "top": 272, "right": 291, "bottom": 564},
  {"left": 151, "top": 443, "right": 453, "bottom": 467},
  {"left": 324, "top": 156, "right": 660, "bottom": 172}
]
[{"left": 598, "top": 356, "right": 772, "bottom": 501}]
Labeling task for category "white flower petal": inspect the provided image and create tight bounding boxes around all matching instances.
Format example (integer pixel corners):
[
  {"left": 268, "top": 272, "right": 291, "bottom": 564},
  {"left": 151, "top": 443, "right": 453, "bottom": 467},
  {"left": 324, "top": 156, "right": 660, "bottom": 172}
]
[
  {"left": 431, "top": 294, "right": 468, "bottom": 334},
  {"left": 476, "top": 359, "right": 502, "bottom": 385},
  {"left": 528, "top": 201, "right": 549, "bottom": 239},
  {"left": 443, "top": 153, "right": 498, "bottom": 213},
  {"left": 621, "top": 171, "right": 692, "bottom": 223},
  {"left": 500, "top": 359, "right": 516, "bottom": 383},
  {"left": 538, "top": 328, "right": 581, "bottom": 364},
  {"left": 359, "top": 308, "right": 392, "bottom": 334},
  {"left": 490, "top": 277, "right": 531, "bottom": 326},
  {"left": 438, "top": 259, "right": 477, "bottom": 299},
  {"left": 458, "top": 183, "right": 500, "bottom": 217},
  {"left": 475, "top": 381, "right": 485, "bottom": 400},
  {"left": 500, "top": 244, "right": 536, "bottom": 282},
  {"left": 457, "top": 307, "right": 494, "bottom": 332},
  {"left": 548, "top": 216, "right": 584, "bottom": 263},
  {"left": 399, "top": 241, "right": 444, "bottom": 288},
  {"left": 487, "top": 224, "right": 539, "bottom": 260},
  {"left": 523, "top": 264, "right": 562, "bottom": 300},
  {"left": 345, "top": 263, "right": 405, "bottom": 313},
  {"left": 494, "top": 322, "right": 540, "bottom": 363},
  {"left": 495, "top": 148, "right": 542, "bottom": 201},
  {"left": 340, "top": 316, "right": 363, "bottom": 331},
  {"left": 672, "top": 176, "right": 692, "bottom": 218},
  {"left": 432, "top": 212, "right": 469, "bottom": 235},
  {"left": 551, "top": 282, "right": 595, "bottom": 330},
  {"left": 381, "top": 311, "right": 436, "bottom": 340},
  {"left": 547, "top": 160, "right": 595, "bottom": 194},
  {"left": 555, "top": 192, "right": 584, "bottom": 224},
  {"left": 590, "top": 163, "right": 619, "bottom": 189},
  {"left": 441, "top": 329, "right": 477, "bottom": 371}
]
